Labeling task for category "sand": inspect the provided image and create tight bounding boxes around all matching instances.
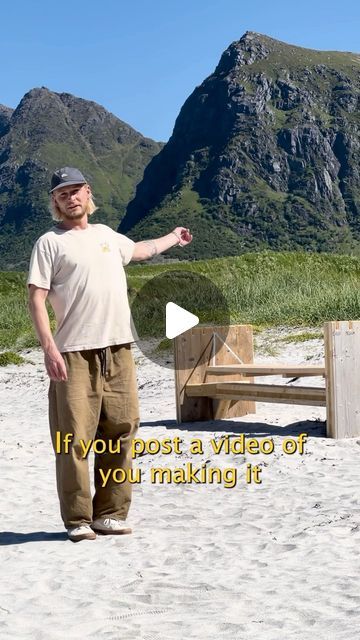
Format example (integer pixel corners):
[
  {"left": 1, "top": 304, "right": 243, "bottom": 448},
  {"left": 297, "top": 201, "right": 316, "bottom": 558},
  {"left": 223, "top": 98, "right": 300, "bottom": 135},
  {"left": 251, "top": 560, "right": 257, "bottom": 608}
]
[{"left": 1, "top": 329, "right": 360, "bottom": 640}]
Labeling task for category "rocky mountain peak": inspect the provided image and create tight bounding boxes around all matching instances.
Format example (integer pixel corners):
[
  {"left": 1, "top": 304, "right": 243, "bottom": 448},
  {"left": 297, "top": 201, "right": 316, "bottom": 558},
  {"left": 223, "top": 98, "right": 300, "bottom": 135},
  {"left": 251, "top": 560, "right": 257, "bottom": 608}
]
[
  {"left": 215, "top": 31, "right": 271, "bottom": 75},
  {"left": 9, "top": 87, "right": 71, "bottom": 143},
  {"left": 13, "top": 86, "right": 59, "bottom": 113}
]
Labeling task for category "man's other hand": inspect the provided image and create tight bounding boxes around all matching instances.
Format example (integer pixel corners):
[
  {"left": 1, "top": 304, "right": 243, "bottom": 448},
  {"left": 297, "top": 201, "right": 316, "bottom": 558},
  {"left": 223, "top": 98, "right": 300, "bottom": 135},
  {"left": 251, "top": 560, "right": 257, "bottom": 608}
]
[{"left": 44, "top": 347, "right": 68, "bottom": 381}]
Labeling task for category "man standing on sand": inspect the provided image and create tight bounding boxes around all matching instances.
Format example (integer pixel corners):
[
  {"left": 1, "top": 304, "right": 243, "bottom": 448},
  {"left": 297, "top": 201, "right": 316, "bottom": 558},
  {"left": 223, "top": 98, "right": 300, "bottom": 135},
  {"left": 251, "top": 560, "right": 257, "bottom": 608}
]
[{"left": 27, "top": 166, "right": 192, "bottom": 542}]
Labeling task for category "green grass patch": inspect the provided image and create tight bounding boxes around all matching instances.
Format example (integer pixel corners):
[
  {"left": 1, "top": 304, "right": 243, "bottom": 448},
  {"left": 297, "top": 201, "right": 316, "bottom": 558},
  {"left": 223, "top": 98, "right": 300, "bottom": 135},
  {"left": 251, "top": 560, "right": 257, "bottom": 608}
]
[
  {"left": 127, "top": 251, "right": 360, "bottom": 335},
  {"left": 278, "top": 331, "right": 324, "bottom": 344},
  {"left": 132, "top": 252, "right": 360, "bottom": 315},
  {"left": 0, "top": 351, "right": 27, "bottom": 366},
  {"left": 254, "top": 341, "right": 280, "bottom": 358},
  {"left": 0, "top": 271, "right": 55, "bottom": 351},
  {"left": 154, "top": 338, "right": 172, "bottom": 352}
]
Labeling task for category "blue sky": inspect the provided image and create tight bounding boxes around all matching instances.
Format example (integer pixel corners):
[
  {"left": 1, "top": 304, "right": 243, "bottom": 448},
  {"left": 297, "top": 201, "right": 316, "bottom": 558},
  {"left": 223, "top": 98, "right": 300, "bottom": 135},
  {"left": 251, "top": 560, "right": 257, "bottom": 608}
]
[{"left": 1, "top": 0, "right": 360, "bottom": 141}]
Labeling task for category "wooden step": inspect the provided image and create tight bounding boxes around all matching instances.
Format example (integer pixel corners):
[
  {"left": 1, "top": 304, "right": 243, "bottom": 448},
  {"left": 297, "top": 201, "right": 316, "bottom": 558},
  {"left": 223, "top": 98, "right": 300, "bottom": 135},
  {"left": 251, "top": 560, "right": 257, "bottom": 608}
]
[
  {"left": 186, "top": 381, "right": 326, "bottom": 407},
  {"left": 206, "top": 364, "right": 325, "bottom": 377}
]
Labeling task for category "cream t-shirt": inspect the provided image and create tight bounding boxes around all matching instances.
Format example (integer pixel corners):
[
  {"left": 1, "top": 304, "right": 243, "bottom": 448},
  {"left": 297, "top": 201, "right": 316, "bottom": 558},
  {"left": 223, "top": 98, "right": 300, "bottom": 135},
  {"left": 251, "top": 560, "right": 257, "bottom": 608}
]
[{"left": 27, "top": 223, "right": 138, "bottom": 352}]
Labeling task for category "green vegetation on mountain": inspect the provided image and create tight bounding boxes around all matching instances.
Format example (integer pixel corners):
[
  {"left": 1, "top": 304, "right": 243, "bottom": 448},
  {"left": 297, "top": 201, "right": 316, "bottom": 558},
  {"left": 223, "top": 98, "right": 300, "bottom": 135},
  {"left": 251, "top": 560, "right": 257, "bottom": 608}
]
[{"left": 120, "top": 32, "right": 360, "bottom": 259}]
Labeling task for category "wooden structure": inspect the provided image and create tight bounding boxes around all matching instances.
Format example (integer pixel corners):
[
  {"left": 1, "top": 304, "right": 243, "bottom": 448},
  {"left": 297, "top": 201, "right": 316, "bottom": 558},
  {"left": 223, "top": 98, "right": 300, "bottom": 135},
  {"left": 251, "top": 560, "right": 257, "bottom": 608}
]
[
  {"left": 324, "top": 321, "right": 360, "bottom": 438},
  {"left": 174, "top": 321, "right": 360, "bottom": 439}
]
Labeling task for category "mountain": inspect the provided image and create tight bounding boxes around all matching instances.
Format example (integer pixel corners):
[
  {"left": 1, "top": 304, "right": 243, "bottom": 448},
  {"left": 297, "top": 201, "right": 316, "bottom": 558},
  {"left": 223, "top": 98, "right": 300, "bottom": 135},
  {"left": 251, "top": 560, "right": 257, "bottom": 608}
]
[
  {"left": 0, "top": 88, "right": 162, "bottom": 269},
  {"left": 120, "top": 32, "right": 360, "bottom": 260}
]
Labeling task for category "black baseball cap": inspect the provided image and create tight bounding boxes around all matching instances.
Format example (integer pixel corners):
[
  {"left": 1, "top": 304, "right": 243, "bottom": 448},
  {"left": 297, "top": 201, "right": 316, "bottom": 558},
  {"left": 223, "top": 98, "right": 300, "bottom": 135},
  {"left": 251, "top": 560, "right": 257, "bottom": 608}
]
[{"left": 50, "top": 167, "right": 87, "bottom": 193}]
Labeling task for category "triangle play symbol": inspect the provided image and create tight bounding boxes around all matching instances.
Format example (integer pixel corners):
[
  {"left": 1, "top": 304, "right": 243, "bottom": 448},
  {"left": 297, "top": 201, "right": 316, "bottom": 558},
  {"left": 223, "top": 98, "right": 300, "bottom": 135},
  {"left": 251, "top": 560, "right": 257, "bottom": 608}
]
[{"left": 165, "top": 302, "right": 199, "bottom": 339}]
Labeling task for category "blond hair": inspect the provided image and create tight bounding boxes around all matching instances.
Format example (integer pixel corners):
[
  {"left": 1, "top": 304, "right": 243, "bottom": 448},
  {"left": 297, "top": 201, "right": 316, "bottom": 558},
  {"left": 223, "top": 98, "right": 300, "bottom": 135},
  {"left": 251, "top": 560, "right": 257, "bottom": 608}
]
[{"left": 49, "top": 191, "right": 98, "bottom": 222}]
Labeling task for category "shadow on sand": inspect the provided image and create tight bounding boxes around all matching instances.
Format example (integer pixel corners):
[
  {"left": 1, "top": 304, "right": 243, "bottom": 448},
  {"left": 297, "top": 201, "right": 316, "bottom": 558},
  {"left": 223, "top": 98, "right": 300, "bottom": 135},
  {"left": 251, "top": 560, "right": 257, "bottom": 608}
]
[
  {"left": 0, "top": 531, "right": 67, "bottom": 546},
  {"left": 140, "top": 418, "right": 327, "bottom": 438}
]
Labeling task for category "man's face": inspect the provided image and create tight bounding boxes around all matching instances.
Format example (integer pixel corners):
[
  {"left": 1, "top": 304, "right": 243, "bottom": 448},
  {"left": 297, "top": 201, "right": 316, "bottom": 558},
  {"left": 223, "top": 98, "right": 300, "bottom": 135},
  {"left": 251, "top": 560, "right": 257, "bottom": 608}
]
[{"left": 52, "top": 183, "right": 91, "bottom": 220}]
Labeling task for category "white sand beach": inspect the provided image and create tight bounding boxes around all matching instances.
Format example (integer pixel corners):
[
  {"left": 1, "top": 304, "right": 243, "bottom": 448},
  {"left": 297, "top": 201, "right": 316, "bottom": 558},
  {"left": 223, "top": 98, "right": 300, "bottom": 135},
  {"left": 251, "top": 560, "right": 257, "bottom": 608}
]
[{"left": 1, "top": 329, "right": 360, "bottom": 640}]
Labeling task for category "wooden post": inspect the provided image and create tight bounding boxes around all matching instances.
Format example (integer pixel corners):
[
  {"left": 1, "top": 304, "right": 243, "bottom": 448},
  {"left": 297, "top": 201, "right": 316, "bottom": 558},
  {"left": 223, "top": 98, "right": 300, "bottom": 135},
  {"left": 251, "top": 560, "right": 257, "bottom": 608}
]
[
  {"left": 174, "top": 324, "right": 255, "bottom": 423},
  {"left": 324, "top": 320, "right": 360, "bottom": 438}
]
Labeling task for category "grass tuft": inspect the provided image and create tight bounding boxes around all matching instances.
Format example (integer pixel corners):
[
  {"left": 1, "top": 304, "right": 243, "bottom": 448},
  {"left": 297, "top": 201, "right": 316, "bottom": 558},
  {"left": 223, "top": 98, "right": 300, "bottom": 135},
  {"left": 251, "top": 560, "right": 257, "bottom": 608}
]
[
  {"left": 154, "top": 338, "right": 172, "bottom": 352},
  {"left": 0, "top": 351, "right": 27, "bottom": 366},
  {"left": 278, "top": 331, "right": 324, "bottom": 344}
]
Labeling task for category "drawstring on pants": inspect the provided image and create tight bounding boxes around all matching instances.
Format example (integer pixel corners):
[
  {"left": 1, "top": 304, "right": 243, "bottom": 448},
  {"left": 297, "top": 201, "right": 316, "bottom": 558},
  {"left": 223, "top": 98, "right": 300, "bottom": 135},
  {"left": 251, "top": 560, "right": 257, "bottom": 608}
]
[{"left": 98, "top": 348, "right": 107, "bottom": 377}]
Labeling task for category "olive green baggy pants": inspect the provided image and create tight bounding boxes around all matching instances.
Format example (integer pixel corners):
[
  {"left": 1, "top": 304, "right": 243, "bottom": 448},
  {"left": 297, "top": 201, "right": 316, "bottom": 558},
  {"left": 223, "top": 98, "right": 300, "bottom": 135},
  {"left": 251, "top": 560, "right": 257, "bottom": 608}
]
[{"left": 48, "top": 344, "right": 140, "bottom": 528}]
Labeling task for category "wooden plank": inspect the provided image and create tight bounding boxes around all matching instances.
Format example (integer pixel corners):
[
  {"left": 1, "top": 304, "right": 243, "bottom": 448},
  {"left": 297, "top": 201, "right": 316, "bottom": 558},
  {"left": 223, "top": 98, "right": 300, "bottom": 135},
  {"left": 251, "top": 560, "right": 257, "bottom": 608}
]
[
  {"left": 174, "top": 325, "right": 255, "bottom": 423},
  {"left": 186, "top": 381, "right": 326, "bottom": 406},
  {"left": 208, "top": 393, "right": 326, "bottom": 407},
  {"left": 212, "top": 399, "right": 232, "bottom": 420},
  {"left": 324, "top": 320, "right": 360, "bottom": 438},
  {"left": 206, "top": 364, "right": 325, "bottom": 377},
  {"left": 324, "top": 322, "right": 335, "bottom": 438},
  {"left": 174, "top": 327, "right": 212, "bottom": 423},
  {"left": 187, "top": 381, "right": 326, "bottom": 398},
  {"left": 205, "top": 324, "right": 255, "bottom": 419}
]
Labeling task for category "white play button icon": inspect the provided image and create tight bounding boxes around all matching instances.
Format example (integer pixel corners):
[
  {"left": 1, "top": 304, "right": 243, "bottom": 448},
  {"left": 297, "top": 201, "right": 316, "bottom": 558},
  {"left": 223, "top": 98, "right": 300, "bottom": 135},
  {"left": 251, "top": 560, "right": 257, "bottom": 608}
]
[{"left": 166, "top": 302, "right": 199, "bottom": 339}]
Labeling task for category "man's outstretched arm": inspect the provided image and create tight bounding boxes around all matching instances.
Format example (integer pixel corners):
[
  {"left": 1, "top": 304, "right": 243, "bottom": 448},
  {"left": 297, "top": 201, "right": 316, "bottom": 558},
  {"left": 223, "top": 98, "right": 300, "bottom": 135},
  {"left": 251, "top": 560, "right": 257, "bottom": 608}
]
[
  {"left": 131, "top": 227, "right": 193, "bottom": 261},
  {"left": 28, "top": 284, "right": 68, "bottom": 381}
]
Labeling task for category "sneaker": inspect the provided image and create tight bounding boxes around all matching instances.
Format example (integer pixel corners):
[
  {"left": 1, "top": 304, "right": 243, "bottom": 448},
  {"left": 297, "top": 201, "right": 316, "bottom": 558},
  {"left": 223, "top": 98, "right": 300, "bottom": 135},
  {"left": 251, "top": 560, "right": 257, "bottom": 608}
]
[
  {"left": 91, "top": 517, "right": 132, "bottom": 535},
  {"left": 67, "top": 524, "right": 97, "bottom": 542}
]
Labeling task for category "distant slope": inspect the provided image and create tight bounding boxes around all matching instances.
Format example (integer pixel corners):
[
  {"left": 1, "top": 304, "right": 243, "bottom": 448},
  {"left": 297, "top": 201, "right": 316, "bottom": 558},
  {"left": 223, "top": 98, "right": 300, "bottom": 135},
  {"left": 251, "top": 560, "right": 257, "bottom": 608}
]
[
  {"left": 0, "top": 88, "right": 162, "bottom": 269},
  {"left": 120, "top": 32, "right": 360, "bottom": 260}
]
